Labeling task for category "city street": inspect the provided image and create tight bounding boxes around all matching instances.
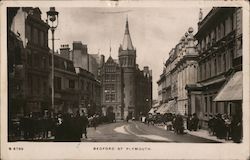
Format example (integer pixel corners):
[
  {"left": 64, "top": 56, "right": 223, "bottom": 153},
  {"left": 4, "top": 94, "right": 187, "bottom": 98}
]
[{"left": 84, "top": 121, "right": 218, "bottom": 143}]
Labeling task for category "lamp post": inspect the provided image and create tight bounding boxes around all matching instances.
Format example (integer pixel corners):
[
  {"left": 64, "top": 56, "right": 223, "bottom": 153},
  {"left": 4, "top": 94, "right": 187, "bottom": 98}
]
[{"left": 47, "top": 7, "right": 59, "bottom": 115}]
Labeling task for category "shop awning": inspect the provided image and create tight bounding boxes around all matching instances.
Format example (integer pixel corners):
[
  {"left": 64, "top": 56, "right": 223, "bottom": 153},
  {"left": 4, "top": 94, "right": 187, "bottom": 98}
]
[
  {"left": 155, "top": 103, "right": 167, "bottom": 114},
  {"left": 155, "top": 100, "right": 176, "bottom": 114},
  {"left": 214, "top": 71, "right": 243, "bottom": 102},
  {"left": 166, "top": 100, "right": 177, "bottom": 114},
  {"left": 148, "top": 108, "right": 156, "bottom": 114}
]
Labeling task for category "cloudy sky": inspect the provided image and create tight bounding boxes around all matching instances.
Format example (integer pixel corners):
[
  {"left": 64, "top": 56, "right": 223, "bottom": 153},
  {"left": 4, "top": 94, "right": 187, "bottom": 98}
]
[{"left": 40, "top": 7, "right": 211, "bottom": 99}]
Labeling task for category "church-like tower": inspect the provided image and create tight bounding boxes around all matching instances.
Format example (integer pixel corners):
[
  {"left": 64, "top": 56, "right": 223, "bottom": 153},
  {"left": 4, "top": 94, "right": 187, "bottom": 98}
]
[{"left": 118, "top": 18, "right": 136, "bottom": 119}]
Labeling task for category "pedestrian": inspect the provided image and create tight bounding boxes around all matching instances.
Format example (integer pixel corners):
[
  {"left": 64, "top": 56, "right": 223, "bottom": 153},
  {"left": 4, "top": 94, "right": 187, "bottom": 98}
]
[
  {"left": 223, "top": 114, "right": 231, "bottom": 140},
  {"left": 54, "top": 114, "right": 64, "bottom": 142},
  {"left": 192, "top": 113, "right": 199, "bottom": 131},
  {"left": 187, "top": 114, "right": 192, "bottom": 131},
  {"left": 208, "top": 114, "right": 214, "bottom": 135},
  {"left": 71, "top": 111, "right": 83, "bottom": 142},
  {"left": 92, "top": 114, "right": 98, "bottom": 130},
  {"left": 80, "top": 112, "right": 89, "bottom": 139},
  {"left": 126, "top": 115, "right": 129, "bottom": 123},
  {"left": 231, "top": 114, "right": 242, "bottom": 143}
]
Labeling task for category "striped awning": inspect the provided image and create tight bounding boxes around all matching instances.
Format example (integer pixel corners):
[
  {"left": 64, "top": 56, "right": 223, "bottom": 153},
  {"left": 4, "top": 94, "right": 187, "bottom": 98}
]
[{"left": 214, "top": 71, "right": 243, "bottom": 102}]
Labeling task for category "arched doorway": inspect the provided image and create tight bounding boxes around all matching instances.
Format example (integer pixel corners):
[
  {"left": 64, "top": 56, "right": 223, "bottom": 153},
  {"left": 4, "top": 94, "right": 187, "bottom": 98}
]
[{"left": 106, "top": 106, "right": 115, "bottom": 122}]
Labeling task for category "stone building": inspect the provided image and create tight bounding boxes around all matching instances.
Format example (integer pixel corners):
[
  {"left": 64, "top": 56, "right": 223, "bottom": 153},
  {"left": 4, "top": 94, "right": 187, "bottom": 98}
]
[
  {"left": 135, "top": 66, "right": 152, "bottom": 117},
  {"left": 186, "top": 7, "right": 243, "bottom": 128},
  {"left": 75, "top": 67, "right": 101, "bottom": 116},
  {"left": 176, "top": 28, "right": 199, "bottom": 115},
  {"left": 10, "top": 7, "right": 50, "bottom": 116},
  {"left": 51, "top": 52, "right": 79, "bottom": 114},
  {"left": 156, "top": 28, "right": 198, "bottom": 116},
  {"left": 100, "top": 56, "right": 124, "bottom": 120},
  {"left": 118, "top": 18, "right": 137, "bottom": 119},
  {"left": 59, "top": 44, "right": 101, "bottom": 116},
  {"left": 100, "top": 18, "right": 152, "bottom": 120},
  {"left": 8, "top": 7, "right": 26, "bottom": 118},
  {"left": 71, "top": 41, "right": 100, "bottom": 79}
]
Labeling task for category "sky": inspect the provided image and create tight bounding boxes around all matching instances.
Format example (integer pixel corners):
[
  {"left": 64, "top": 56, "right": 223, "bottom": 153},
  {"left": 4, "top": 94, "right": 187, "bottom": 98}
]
[{"left": 40, "top": 7, "right": 211, "bottom": 100}]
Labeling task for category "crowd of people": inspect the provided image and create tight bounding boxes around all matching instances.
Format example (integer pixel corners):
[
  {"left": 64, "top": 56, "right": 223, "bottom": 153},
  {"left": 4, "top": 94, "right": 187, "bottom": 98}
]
[
  {"left": 145, "top": 113, "right": 185, "bottom": 134},
  {"left": 207, "top": 113, "right": 242, "bottom": 143},
  {"left": 145, "top": 112, "right": 242, "bottom": 143},
  {"left": 9, "top": 111, "right": 108, "bottom": 142}
]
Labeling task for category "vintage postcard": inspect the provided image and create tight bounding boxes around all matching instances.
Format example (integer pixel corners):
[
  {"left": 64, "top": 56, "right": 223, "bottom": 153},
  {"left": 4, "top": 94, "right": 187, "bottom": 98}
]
[{"left": 1, "top": 0, "right": 249, "bottom": 159}]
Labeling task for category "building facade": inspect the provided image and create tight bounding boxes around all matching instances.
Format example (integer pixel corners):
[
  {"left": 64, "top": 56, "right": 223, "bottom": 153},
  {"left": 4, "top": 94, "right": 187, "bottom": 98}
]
[
  {"left": 50, "top": 52, "right": 79, "bottom": 114},
  {"left": 186, "top": 7, "right": 243, "bottom": 128},
  {"left": 58, "top": 44, "right": 102, "bottom": 116},
  {"left": 72, "top": 41, "right": 100, "bottom": 79},
  {"left": 176, "top": 28, "right": 199, "bottom": 115},
  {"left": 118, "top": 19, "right": 137, "bottom": 119},
  {"left": 10, "top": 7, "right": 50, "bottom": 116},
  {"left": 156, "top": 28, "right": 198, "bottom": 116},
  {"left": 100, "top": 56, "right": 124, "bottom": 120},
  {"left": 100, "top": 19, "right": 152, "bottom": 120}
]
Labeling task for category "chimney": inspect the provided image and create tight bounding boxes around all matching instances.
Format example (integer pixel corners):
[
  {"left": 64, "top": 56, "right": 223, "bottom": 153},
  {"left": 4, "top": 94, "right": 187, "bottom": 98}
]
[{"left": 60, "top": 44, "right": 70, "bottom": 59}]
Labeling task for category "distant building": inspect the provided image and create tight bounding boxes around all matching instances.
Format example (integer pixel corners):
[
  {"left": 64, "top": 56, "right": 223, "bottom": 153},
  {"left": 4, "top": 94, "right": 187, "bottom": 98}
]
[
  {"left": 186, "top": 7, "right": 242, "bottom": 128},
  {"left": 100, "top": 18, "right": 152, "bottom": 120},
  {"left": 71, "top": 41, "right": 101, "bottom": 79},
  {"left": 100, "top": 56, "right": 124, "bottom": 120},
  {"left": 72, "top": 41, "right": 89, "bottom": 71}
]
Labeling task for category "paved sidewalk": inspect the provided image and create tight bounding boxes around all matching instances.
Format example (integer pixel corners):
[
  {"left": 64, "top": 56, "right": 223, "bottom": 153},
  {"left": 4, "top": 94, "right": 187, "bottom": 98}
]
[
  {"left": 185, "top": 129, "right": 233, "bottom": 143},
  {"left": 153, "top": 123, "right": 233, "bottom": 143}
]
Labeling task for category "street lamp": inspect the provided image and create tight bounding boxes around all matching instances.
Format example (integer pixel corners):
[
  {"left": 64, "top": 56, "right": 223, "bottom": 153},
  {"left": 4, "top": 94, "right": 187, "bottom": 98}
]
[{"left": 47, "top": 7, "right": 59, "bottom": 115}]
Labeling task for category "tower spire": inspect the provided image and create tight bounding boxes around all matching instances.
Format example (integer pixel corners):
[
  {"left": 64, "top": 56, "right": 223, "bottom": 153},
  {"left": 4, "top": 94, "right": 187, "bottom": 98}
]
[{"left": 122, "top": 16, "right": 134, "bottom": 50}]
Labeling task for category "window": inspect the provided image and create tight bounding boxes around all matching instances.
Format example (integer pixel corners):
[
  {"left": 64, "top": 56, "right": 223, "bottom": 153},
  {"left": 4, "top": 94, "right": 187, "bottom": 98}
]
[
  {"left": 105, "top": 94, "right": 110, "bottom": 102},
  {"left": 28, "top": 75, "right": 33, "bottom": 94},
  {"left": 27, "top": 50, "right": 32, "bottom": 66},
  {"left": 44, "top": 32, "right": 48, "bottom": 47},
  {"left": 40, "top": 31, "right": 44, "bottom": 47},
  {"left": 205, "top": 97, "right": 208, "bottom": 113},
  {"left": 105, "top": 75, "right": 110, "bottom": 81},
  {"left": 218, "top": 55, "right": 221, "bottom": 73},
  {"left": 55, "top": 77, "right": 62, "bottom": 90},
  {"left": 199, "top": 65, "right": 202, "bottom": 81},
  {"left": 33, "top": 28, "right": 38, "bottom": 44},
  {"left": 26, "top": 24, "right": 32, "bottom": 42},
  {"left": 224, "top": 102, "right": 228, "bottom": 114},
  {"left": 87, "top": 82, "right": 90, "bottom": 91},
  {"left": 215, "top": 102, "right": 218, "bottom": 113},
  {"left": 221, "top": 22, "right": 225, "bottom": 38},
  {"left": 111, "top": 94, "right": 115, "bottom": 102},
  {"left": 231, "top": 15, "right": 234, "bottom": 31},
  {"left": 217, "top": 25, "right": 221, "bottom": 40},
  {"left": 37, "top": 78, "right": 40, "bottom": 95},
  {"left": 204, "top": 62, "right": 207, "bottom": 79},
  {"left": 210, "top": 96, "right": 213, "bottom": 113},
  {"left": 69, "top": 79, "right": 75, "bottom": 89},
  {"left": 214, "top": 58, "right": 217, "bottom": 76},
  {"left": 43, "top": 82, "right": 47, "bottom": 95},
  {"left": 223, "top": 54, "right": 226, "bottom": 72},
  {"left": 111, "top": 74, "right": 116, "bottom": 81},
  {"left": 42, "top": 56, "right": 46, "bottom": 69},
  {"left": 81, "top": 80, "right": 85, "bottom": 90},
  {"left": 208, "top": 60, "right": 211, "bottom": 78}
]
